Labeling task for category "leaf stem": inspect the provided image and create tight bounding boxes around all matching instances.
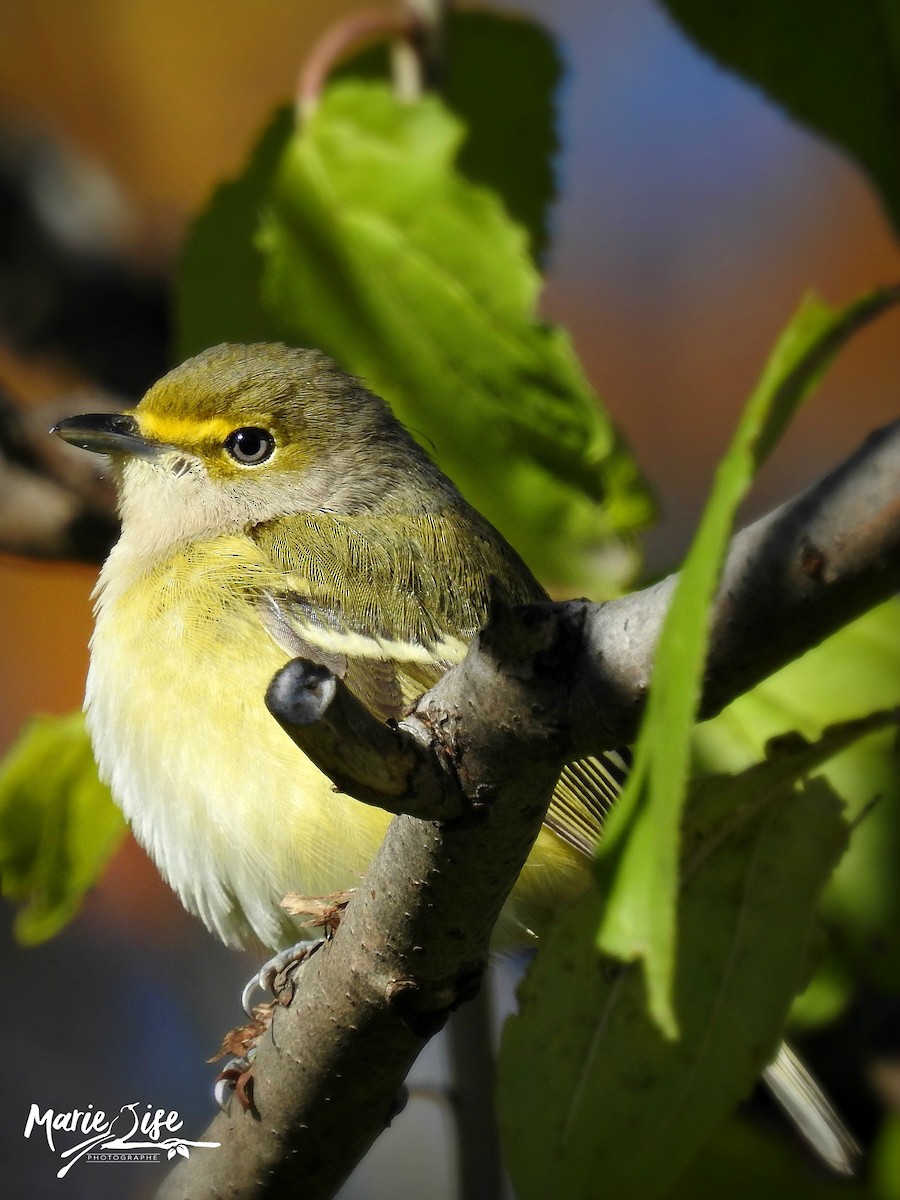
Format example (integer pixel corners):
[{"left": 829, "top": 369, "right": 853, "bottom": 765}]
[{"left": 296, "top": 2, "right": 451, "bottom": 118}]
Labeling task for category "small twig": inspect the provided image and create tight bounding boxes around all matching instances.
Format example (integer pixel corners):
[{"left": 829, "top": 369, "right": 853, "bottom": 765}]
[
  {"left": 0, "top": 385, "right": 119, "bottom": 562},
  {"left": 296, "top": 0, "right": 451, "bottom": 117},
  {"left": 266, "top": 658, "right": 464, "bottom": 818}
]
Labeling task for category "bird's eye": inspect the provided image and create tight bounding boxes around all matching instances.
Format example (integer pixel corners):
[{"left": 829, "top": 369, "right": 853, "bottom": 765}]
[{"left": 224, "top": 427, "right": 275, "bottom": 465}]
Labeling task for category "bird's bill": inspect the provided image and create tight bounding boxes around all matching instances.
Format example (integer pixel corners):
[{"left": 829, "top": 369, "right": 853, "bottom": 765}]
[{"left": 51, "top": 413, "right": 163, "bottom": 460}]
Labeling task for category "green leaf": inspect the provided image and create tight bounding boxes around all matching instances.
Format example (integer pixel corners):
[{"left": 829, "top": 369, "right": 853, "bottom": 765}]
[
  {"left": 257, "top": 80, "right": 652, "bottom": 591},
  {"left": 695, "top": 599, "right": 900, "bottom": 774},
  {"left": 696, "top": 599, "right": 900, "bottom": 995},
  {"left": 0, "top": 712, "right": 124, "bottom": 943},
  {"left": 172, "top": 14, "right": 607, "bottom": 587},
  {"left": 872, "top": 1114, "right": 900, "bottom": 1200},
  {"left": 787, "top": 950, "right": 854, "bottom": 1031},
  {"left": 499, "top": 714, "right": 900, "bottom": 1200},
  {"left": 595, "top": 287, "right": 900, "bottom": 1035},
  {"left": 175, "top": 11, "right": 561, "bottom": 367},
  {"left": 660, "top": 0, "right": 900, "bottom": 235},
  {"left": 670, "top": 1112, "right": 866, "bottom": 1200}
]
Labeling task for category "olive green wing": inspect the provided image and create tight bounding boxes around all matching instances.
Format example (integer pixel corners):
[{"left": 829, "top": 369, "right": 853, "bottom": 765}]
[
  {"left": 251, "top": 509, "right": 543, "bottom": 720},
  {"left": 252, "top": 511, "right": 630, "bottom": 848},
  {"left": 259, "top": 589, "right": 449, "bottom": 720}
]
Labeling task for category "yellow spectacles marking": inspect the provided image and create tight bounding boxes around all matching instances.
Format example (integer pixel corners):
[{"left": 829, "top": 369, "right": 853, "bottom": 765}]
[{"left": 138, "top": 414, "right": 243, "bottom": 447}]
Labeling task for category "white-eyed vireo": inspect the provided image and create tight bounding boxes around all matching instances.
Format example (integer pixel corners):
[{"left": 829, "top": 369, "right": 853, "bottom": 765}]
[{"left": 53, "top": 343, "right": 625, "bottom": 952}]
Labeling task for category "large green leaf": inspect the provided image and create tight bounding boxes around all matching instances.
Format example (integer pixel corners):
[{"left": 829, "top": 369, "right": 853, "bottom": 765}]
[
  {"left": 257, "top": 79, "right": 652, "bottom": 591},
  {"left": 660, "top": 0, "right": 900, "bottom": 235},
  {"left": 174, "top": 14, "right": 623, "bottom": 590},
  {"left": 0, "top": 712, "right": 124, "bottom": 943},
  {"left": 595, "top": 288, "right": 899, "bottom": 1035},
  {"left": 499, "top": 713, "right": 900, "bottom": 1200},
  {"left": 176, "top": 12, "right": 561, "bottom": 362}
]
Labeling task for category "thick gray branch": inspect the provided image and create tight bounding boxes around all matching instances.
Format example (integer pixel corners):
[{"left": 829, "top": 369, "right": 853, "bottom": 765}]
[
  {"left": 158, "top": 605, "right": 557, "bottom": 1200},
  {"left": 157, "top": 421, "right": 900, "bottom": 1199}
]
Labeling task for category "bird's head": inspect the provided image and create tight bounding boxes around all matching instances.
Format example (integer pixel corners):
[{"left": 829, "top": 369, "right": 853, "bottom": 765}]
[{"left": 53, "top": 343, "right": 446, "bottom": 556}]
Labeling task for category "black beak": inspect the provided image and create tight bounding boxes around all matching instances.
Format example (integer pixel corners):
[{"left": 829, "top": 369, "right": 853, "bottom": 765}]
[{"left": 51, "top": 413, "right": 162, "bottom": 460}]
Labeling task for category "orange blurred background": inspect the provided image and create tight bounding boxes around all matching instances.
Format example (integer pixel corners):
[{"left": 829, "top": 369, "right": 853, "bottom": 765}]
[{"left": 1, "top": 1, "right": 898, "bottom": 1195}]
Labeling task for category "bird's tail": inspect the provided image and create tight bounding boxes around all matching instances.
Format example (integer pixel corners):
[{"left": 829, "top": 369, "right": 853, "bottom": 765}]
[{"left": 762, "top": 1042, "right": 860, "bottom": 1175}]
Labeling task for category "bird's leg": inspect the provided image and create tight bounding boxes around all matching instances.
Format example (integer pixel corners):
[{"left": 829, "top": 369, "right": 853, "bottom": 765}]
[{"left": 241, "top": 889, "right": 355, "bottom": 1015}]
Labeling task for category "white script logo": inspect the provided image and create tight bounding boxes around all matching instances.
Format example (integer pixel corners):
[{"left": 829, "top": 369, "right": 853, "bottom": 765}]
[{"left": 24, "top": 1102, "right": 220, "bottom": 1177}]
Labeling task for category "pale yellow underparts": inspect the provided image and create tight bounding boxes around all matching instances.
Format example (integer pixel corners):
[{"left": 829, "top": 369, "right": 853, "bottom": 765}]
[{"left": 88, "top": 466, "right": 587, "bottom": 951}]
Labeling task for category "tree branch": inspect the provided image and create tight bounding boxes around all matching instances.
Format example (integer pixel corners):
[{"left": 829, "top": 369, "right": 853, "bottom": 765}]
[
  {"left": 156, "top": 421, "right": 900, "bottom": 1199},
  {"left": 295, "top": 0, "right": 449, "bottom": 118},
  {"left": 265, "top": 658, "right": 464, "bottom": 818},
  {"left": 159, "top": 606, "right": 558, "bottom": 1200},
  {"left": 296, "top": 9, "right": 419, "bottom": 117},
  {"left": 559, "top": 417, "right": 900, "bottom": 753}
]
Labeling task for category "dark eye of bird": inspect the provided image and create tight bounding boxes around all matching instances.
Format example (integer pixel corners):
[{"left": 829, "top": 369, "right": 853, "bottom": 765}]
[{"left": 224, "top": 427, "right": 275, "bottom": 465}]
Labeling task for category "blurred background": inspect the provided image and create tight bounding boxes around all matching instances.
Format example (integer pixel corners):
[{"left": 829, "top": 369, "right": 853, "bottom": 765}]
[{"left": 1, "top": 0, "right": 898, "bottom": 1196}]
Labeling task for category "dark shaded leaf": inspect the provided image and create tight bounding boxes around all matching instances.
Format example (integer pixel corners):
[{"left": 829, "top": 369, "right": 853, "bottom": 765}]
[
  {"left": 499, "top": 713, "right": 900, "bottom": 1199},
  {"left": 661, "top": 0, "right": 900, "bottom": 234}
]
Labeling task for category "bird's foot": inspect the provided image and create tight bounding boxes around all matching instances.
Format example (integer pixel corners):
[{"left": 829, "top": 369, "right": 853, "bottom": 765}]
[
  {"left": 214, "top": 1056, "right": 257, "bottom": 1116},
  {"left": 240, "top": 941, "right": 323, "bottom": 1016},
  {"left": 210, "top": 1003, "right": 274, "bottom": 1116},
  {"left": 240, "top": 889, "right": 355, "bottom": 1016}
]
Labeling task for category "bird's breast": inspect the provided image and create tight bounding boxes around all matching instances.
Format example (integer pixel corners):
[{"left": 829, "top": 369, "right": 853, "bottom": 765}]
[{"left": 86, "top": 536, "right": 392, "bottom": 949}]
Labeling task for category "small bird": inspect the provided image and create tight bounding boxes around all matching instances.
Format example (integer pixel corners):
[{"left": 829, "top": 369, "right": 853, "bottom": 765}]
[
  {"left": 54, "top": 342, "right": 857, "bottom": 1172},
  {"left": 53, "top": 342, "right": 622, "bottom": 953}
]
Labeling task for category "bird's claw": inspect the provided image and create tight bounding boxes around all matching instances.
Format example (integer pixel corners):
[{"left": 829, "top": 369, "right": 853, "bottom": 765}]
[
  {"left": 238, "top": 889, "right": 352, "bottom": 1014},
  {"left": 214, "top": 1049, "right": 258, "bottom": 1115},
  {"left": 241, "top": 938, "right": 324, "bottom": 1016}
]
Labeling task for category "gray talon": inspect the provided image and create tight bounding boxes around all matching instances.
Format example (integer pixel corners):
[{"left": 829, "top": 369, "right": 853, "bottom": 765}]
[{"left": 241, "top": 939, "right": 324, "bottom": 1016}]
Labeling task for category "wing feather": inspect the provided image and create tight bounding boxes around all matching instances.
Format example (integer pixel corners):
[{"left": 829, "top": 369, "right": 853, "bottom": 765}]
[{"left": 251, "top": 510, "right": 630, "bottom": 856}]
